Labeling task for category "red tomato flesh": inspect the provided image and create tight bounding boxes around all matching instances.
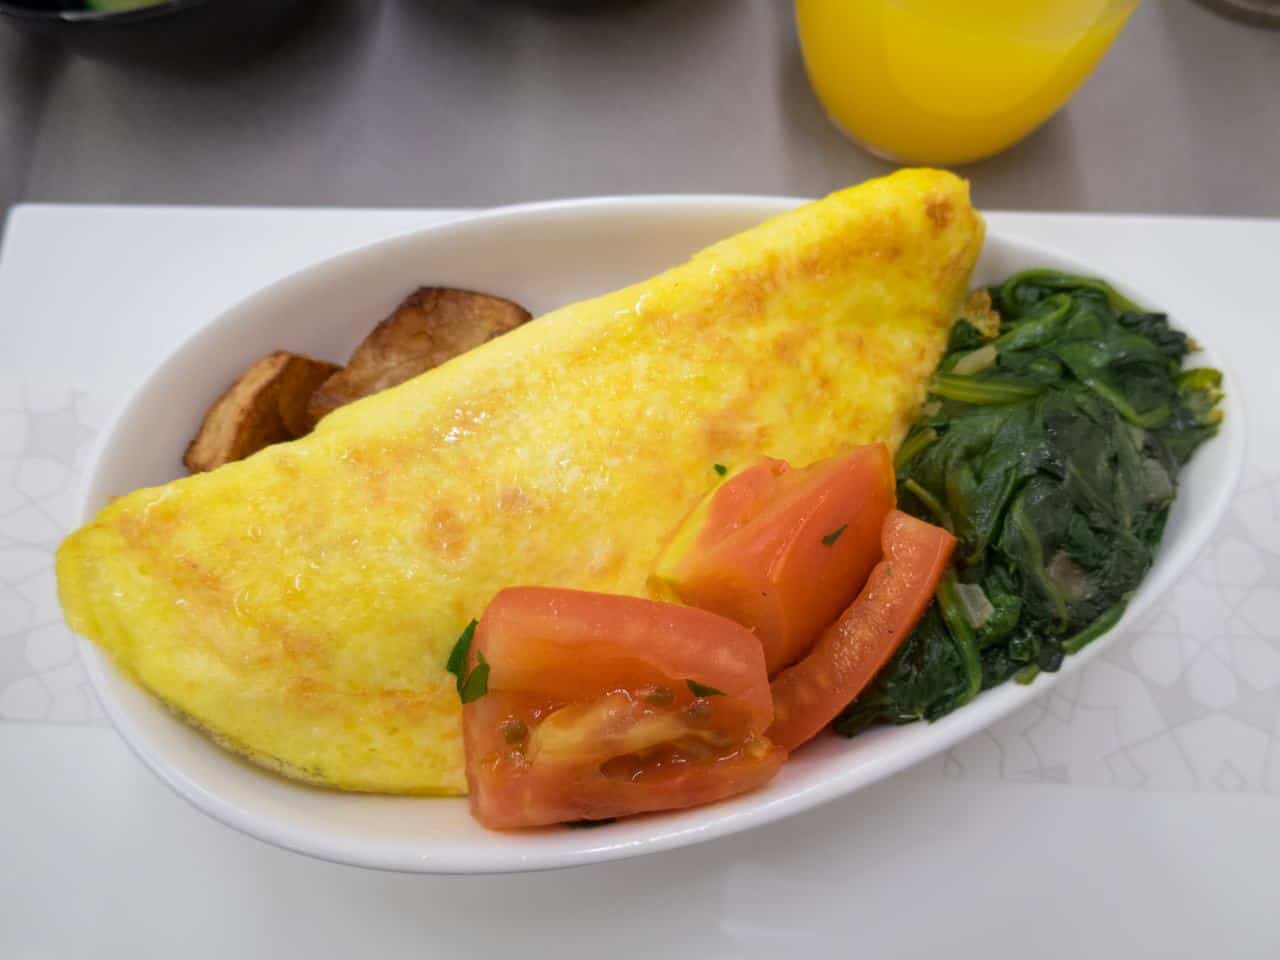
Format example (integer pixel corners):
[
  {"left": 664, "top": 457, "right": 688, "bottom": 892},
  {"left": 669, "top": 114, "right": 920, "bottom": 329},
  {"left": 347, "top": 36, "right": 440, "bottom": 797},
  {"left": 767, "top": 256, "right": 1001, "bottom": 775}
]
[
  {"left": 463, "top": 587, "right": 785, "bottom": 829},
  {"left": 768, "top": 510, "right": 956, "bottom": 752},
  {"left": 652, "top": 445, "right": 896, "bottom": 675}
]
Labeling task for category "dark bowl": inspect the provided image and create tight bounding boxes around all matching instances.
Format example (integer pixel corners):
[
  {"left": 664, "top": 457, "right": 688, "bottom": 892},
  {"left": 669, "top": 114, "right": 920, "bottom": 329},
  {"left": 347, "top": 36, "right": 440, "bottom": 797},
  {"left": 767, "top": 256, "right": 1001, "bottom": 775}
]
[{"left": 0, "top": 0, "right": 315, "bottom": 64}]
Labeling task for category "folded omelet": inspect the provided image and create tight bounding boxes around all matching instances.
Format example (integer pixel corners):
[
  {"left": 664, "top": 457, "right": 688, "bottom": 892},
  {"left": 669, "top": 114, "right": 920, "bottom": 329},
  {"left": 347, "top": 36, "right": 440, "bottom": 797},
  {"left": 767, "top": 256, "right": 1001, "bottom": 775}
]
[{"left": 58, "top": 169, "right": 984, "bottom": 795}]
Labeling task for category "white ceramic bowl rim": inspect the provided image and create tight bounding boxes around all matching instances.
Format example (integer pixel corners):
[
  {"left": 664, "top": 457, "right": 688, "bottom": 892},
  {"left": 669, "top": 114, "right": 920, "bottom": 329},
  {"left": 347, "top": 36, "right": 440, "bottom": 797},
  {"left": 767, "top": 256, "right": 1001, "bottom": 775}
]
[{"left": 76, "top": 194, "right": 1246, "bottom": 874}]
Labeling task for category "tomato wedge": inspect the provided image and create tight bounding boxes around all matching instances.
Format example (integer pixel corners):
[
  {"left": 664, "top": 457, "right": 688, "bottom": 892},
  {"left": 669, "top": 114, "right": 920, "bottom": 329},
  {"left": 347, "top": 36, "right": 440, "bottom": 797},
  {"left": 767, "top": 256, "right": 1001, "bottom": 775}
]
[
  {"left": 462, "top": 587, "right": 785, "bottom": 829},
  {"left": 652, "top": 445, "right": 896, "bottom": 675},
  {"left": 768, "top": 510, "right": 956, "bottom": 752}
]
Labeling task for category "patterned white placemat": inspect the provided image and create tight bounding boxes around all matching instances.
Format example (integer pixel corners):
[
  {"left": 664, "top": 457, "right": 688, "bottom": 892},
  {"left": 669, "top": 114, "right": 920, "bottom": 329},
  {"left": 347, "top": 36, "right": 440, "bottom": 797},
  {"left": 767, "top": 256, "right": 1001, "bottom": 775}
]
[
  {"left": 4, "top": 380, "right": 1276, "bottom": 795},
  {"left": 0, "top": 384, "right": 106, "bottom": 726}
]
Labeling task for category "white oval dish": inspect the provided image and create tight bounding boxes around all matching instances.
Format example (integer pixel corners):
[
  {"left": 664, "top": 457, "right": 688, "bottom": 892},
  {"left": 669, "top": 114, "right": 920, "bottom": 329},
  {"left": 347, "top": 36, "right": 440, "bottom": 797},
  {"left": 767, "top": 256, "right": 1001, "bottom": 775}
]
[{"left": 76, "top": 196, "right": 1245, "bottom": 874}]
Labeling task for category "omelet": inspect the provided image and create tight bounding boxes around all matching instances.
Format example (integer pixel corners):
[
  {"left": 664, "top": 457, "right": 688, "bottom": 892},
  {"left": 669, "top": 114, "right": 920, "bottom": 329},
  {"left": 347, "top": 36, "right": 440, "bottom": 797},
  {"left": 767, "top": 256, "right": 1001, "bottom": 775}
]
[{"left": 57, "top": 168, "right": 984, "bottom": 795}]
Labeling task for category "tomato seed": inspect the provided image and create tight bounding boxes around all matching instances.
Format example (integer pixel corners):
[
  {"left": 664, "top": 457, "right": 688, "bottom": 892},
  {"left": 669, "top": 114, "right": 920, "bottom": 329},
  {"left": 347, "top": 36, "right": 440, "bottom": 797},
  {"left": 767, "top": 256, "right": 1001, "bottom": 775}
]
[
  {"left": 687, "top": 698, "right": 712, "bottom": 723},
  {"left": 499, "top": 718, "right": 528, "bottom": 744},
  {"left": 643, "top": 685, "right": 675, "bottom": 707}
]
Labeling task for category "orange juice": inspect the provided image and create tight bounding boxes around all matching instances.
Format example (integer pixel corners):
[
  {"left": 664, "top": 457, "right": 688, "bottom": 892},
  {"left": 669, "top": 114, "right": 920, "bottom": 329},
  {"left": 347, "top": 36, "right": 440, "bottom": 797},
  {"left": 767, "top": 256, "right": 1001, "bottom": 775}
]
[{"left": 796, "top": 0, "right": 1139, "bottom": 165}]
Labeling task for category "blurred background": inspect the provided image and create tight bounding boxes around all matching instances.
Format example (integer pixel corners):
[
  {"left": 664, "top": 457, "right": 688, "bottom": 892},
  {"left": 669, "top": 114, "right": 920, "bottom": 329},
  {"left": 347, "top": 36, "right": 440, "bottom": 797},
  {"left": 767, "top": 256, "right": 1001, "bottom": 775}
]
[{"left": 0, "top": 0, "right": 1276, "bottom": 220}]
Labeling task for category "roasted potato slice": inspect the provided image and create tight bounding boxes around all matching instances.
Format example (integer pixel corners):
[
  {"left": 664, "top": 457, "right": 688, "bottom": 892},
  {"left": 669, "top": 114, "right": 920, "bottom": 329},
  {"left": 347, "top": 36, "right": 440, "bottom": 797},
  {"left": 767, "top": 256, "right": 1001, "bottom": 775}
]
[
  {"left": 306, "top": 287, "right": 532, "bottom": 425},
  {"left": 184, "top": 351, "right": 340, "bottom": 473}
]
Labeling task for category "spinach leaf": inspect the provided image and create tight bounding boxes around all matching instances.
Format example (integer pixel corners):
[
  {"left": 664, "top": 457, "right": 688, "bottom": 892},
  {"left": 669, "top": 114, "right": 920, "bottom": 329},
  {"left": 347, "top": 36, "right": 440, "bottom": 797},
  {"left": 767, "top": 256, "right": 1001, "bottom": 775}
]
[{"left": 836, "top": 270, "right": 1223, "bottom": 735}]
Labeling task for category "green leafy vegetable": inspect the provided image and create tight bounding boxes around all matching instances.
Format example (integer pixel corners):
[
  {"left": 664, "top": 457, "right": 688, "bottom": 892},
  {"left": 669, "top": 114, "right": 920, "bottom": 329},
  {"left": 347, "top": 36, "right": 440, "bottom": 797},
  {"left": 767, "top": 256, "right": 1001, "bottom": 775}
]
[
  {"left": 894, "top": 427, "right": 938, "bottom": 471},
  {"left": 936, "top": 572, "right": 982, "bottom": 706},
  {"left": 714, "top": 463, "right": 728, "bottom": 476},
  {"left": 836, "top": 270, "right": 1222, "bottom": 737},
  {"left": 821, "top": 524, "right": 848, "bottom": 546},
  {"left": 686, "top": 679, "right": 726, "bottom": 698}
]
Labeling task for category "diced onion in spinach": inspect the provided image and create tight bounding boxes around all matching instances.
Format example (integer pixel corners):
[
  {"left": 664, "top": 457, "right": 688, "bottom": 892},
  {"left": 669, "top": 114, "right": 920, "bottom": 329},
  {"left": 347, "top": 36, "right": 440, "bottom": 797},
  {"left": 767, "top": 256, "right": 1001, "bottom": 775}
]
[{"left": 953, "top": 581, "right": 995, "bottom": 630}]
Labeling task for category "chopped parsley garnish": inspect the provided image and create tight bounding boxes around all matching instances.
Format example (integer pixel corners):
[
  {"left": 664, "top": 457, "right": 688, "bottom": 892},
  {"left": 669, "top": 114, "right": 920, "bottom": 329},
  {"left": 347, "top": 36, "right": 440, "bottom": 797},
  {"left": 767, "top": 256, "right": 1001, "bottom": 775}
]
[
  {"left": 445, "top": 619, "right": 477, "bottom": 691},
  {"left": 686, "top": 679, "right": 726, "bottom": 697},
  {"left": 713, "top": 463, "right": 728, "bottom": 476},
  {"left": 459, "top": 652, "right": 490, "bottom": 704},
  {"left": 446, "top": 618, "right": 488, "bottom": 702},
  {"left": 821, "top": 524, "right": 848, "bottom": 546}
]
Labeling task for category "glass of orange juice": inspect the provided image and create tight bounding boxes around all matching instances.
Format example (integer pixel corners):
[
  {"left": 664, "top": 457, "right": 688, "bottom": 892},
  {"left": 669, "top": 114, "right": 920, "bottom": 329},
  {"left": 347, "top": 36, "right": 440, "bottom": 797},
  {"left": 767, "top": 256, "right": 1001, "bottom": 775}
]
[{"left": 795, "top": 0, "right": 1140, "bottom": 165}]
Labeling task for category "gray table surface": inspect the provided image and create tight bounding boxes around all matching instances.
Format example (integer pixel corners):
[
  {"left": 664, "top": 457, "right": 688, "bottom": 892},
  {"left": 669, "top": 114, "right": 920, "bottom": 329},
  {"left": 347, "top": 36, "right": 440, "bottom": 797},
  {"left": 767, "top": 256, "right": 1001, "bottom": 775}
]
[{"left": 0, "top": 0, "right": 1278, "bottom": 222}]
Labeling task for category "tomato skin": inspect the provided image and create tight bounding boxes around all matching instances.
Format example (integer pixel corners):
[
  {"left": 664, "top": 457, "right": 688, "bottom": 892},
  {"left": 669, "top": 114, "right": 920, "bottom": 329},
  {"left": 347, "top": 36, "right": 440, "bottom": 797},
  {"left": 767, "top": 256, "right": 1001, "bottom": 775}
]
[
  {"left": 768, "top": 510, "right": 956, "bottom": 752},
  {"left": 653, "top": 445, "right": 896, "bottom": 675},
  {"left": 463, "top": 587, "right": 784, "bottom": 829},
  {"left": 477, "top": 587, "right": 772, "bottom": 728}
]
